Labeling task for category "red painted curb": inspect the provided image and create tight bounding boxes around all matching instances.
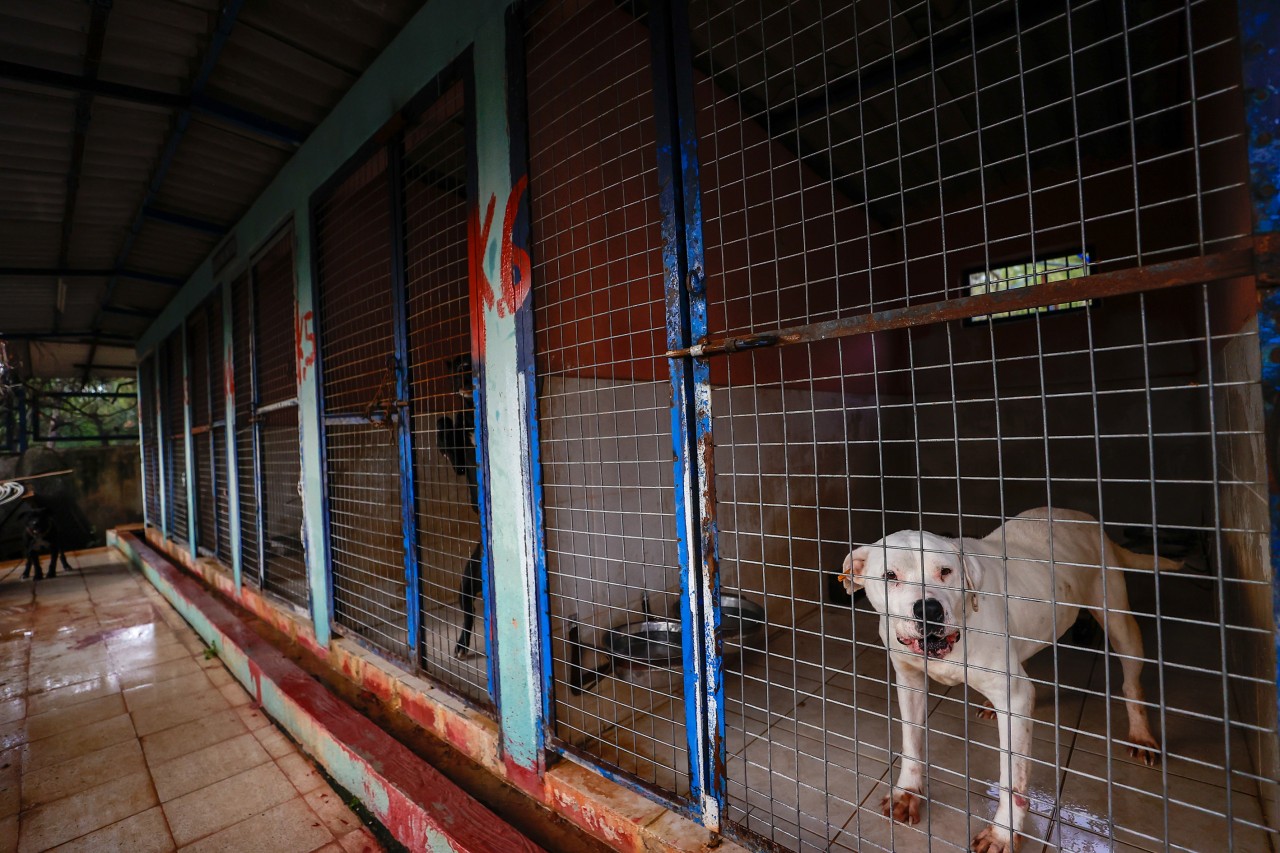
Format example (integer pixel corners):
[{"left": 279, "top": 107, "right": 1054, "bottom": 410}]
[{"left": 119, "top": 531, "right": 546, "bottom": 853}]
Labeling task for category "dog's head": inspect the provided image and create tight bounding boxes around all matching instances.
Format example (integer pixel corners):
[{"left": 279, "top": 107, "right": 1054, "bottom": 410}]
[{"left": 839, "top": 531, "right": 983, "bottom": 660}]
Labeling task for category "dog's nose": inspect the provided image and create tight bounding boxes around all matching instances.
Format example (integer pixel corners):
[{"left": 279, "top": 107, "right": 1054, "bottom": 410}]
[{"left": 913, "top": 598, "right": 945, "bottom": 627}]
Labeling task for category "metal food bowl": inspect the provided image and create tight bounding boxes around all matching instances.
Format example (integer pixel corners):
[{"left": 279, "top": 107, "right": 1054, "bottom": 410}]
[
  {"left": 719, "top": 594, "right": 766, "bottom": 647},
  {"left": 603, "top": 620, "right": 683, "bottom": 665}
]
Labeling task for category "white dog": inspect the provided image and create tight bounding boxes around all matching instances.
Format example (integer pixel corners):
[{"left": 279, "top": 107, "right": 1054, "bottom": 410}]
[{"left": 840, "top": 508, "right": 1179, "bottom": 853}]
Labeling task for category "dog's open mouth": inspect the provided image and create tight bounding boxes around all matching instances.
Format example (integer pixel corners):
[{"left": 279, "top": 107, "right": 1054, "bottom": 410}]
[{"left": 897, "top": 631, "right": 960, "bottom": 659}]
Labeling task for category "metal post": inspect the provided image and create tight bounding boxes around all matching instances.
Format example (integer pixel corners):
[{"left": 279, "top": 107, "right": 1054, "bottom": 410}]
[
  {"left": 650, "top": 0, "right": 721, "bottom": 827},
  {"left": 387, "top": 136, "right": 422, "bottom": 655}
]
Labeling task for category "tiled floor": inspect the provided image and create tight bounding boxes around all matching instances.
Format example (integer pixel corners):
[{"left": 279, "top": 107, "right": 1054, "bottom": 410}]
[
  {"left": 0, "top": 549, "right": 384, "bottom": 853},
  {"left": 561, "top": 582, "right": 1279, "bottom": 853}
]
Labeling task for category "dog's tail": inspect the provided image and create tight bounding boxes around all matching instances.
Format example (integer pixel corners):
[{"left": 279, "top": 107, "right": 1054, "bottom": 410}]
[{"left": 1113, "top": 543, "right": 1182, "bottom": 572}]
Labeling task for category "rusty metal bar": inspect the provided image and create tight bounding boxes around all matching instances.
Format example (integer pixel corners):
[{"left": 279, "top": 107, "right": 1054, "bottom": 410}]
[{"left": 667, "top": 248, "right": 1255, "bottom": 359}]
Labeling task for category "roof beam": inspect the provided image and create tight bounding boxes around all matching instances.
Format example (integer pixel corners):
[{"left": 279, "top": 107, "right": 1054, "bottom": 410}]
[
  {"left": 56, "top": 0, "right": 113, "bottom": 338},
  {"left": 0, "top": 267, "right": 185, "bottom": 287},
  {"left": 84, "top": 0, "right": 251, "bottom": 380},
  {"left": 142, "top": 205, "right": 228, "bottom": 237},
  {"left": 0, "top": 61, "right": 307, "bottom": 149},
  {"left": 101, "top": 305, "right": 159, "bottom": 320},
  {"left": 1, "top": 331, "right": 134, "bottom": 344}
]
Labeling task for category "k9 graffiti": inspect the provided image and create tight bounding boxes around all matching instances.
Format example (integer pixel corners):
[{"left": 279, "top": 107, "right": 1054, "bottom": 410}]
[
  {"left": 295, "top": 304, "right": 316, "bottom": 386},
  {"left": 470, "top": 175, "right": 530, "bottom": 319}
]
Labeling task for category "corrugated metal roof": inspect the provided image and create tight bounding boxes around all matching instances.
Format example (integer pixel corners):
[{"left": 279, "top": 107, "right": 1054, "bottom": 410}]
[{"left": 0, "top": 0, "right": 428, "bottom": 379}]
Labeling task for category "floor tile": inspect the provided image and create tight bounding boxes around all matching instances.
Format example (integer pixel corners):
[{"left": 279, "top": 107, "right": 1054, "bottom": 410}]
[
  {"left": 337, "top": 827, "right": 382, "bottom": 853},
  {"left": 218, "top": 681, "right": 252, "bottom": 708},
  {"left": 151, "top": 731, "right": 272, "bottom": 803},
  {"left": 303, "top": 789, "right": 362, "bottom": 839},
  {"left": 0, "top": 814, "right": 16, "bottom": 853},
  {"left": 48, "top": 805, "right": 175, "bottom": 853},
  {"left": 177, "top": 796, "right": 332, "bottom": 853},
  {"left": 1057, "top": 747, "right": 1271, "bottom": 853},
  {"left": 22, "top": 712, "right": 135, "bottom": 772},
  {"left": 276, "top": 752, "right": 326, "bottom": 796},
  {"left": 234, "top": 704, "right": 270, "bottom": 731},
  {"left": 163, "top": 760, "right": 297, "bottom": 846},
  {"left": 254, "top": 724, "right": 298, "bottom": 759},
  {"left": 117, "top": 656, "right": 204, "bottom": 690},
  {"left": 0, "top": 747, "right": 18, "bottom": 819},
  {"left": 122, "top": 671, "right": 217, "bottom": 713},
  {"left": 0, "top": 699, "right": 23, "bottom": 726},
  {"left": 25, "top": 692, "right": 127, "bottom": 741},
  {"left": 26, "top": 673, "right": 121, "bottom": 716},
  {"left": 16, "top": 768, "right": 156, "bottom": 853},
  {"left": 140, "top": 708, "right": 250, "bottom": 766},
  {"left": 131, "top": 686, "right": 231, "bottom": 737},
  {"left": 22, "top": 738, "right": 146, "bottom": 809}
]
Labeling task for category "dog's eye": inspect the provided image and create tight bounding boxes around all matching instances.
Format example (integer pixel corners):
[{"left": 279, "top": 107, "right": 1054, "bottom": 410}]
[
  {"left": 884, "top": 571, "right": 897, "bottom": 582},
  {"left": 940, "top": 567, "right": 953, "bottom": 578}
]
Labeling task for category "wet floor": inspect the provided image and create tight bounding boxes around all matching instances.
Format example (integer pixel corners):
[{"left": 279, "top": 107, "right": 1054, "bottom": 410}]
[{"left": 0, "top": 549, "right": 385, "bottom": 853}]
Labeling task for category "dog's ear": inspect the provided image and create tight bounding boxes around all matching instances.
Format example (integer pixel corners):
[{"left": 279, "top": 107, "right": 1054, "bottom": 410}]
[
  {"left": 962, "top": 552, "right": 984, "bottom": 613},
  {"left": 839, "top": 546, "right": 871, "bottom": 594}
]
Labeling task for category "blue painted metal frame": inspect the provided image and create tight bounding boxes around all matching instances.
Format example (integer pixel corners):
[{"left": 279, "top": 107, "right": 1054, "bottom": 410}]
[
  {"left": 649, "top": 0, "right": 720, "bottom": 825},
  {"left": 1238, "top": 0, "right": 1280, "bottom": 720},
  {"left": 152, "top": 354, "right": 168, "bottom": 538},
  {"left": 387, "top": 135, "right": 424, "bottom": 656}
]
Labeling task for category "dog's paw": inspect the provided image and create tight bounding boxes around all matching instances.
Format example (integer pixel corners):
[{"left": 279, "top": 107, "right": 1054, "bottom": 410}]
[
  {"left": 880, "top": 788, "right": 922, "bottom": 824},
  {"left": 976, "top": 701, "right": 998, "bottom": 721},
  {"left": 971, "top": 824, "right": 1017, "bottom": 853},
  {"left": 1126, "top": 733, "right": 1161, "bottom": 767}
]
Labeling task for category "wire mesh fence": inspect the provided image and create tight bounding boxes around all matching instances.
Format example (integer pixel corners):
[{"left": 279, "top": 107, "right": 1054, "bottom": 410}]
[
  {"left": 253, "top": 230, "right": 307, "bottom": 607},
  {"left": 188, "top": 304, "right": 215, "bottom": 555},
  {"left": 523, "top": 0, "right": 1276, "bottom": 850},
  {"left": 315, "top": 148, "right": 412, "bottom": 661},
  {"left": 232, "top": 271, "right": 260, "bottom": 586},
  {"left": 528, "top": 0, "right": 691, "bottom": 800},
  {"left": 163, "top": 331, "right": 188, "bottom": 544},
  {"left": 402, "top": 81, "right": 489, "bottom": 702},
  {"left": 684, "top": 1, "right": 1269, "bottom": 850},
  {"left": 210, "top": 292, "right": 230, "bottom": 560}
]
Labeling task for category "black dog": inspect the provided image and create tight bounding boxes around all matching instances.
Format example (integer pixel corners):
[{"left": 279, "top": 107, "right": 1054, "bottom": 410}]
[
  {"left": 21, "top": 503, "right": 71, "bottom": 581},
  {"left": 435, "top": 354, "right": 482, "bottom": 659}
]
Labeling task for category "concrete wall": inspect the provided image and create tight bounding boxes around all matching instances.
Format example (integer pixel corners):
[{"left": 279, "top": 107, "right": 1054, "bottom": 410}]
[
  {"left": 0, "top": 445, "right": 143, "bottom": 556},
  {"left": 1212, "top": 317, "right": 1279, "bottom": 830}
]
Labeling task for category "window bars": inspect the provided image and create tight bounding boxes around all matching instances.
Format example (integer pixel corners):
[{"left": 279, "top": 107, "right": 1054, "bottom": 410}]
[
  {"left": 232, "top": 271, "right": 260, "bottom": 587},
  {"left": 525, "top": 0, "right": 1276, "bottom": 851},
  {"left": 163, "top": 331, "right": 188, "bottom": 545},
  {"left": 312, "top": 70, "right": 488, "bottom": 705},
  {"left": 252, "top": 231, "right": 308, "bottom": 608}
]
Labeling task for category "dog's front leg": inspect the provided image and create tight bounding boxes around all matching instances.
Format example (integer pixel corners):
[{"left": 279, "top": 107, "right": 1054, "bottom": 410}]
[
  {"left": 972, "top": 674, "right": 1035, "bottom": 853},
  {"left": 883, "top": 663, "right": 928, "bottom": 824}
]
